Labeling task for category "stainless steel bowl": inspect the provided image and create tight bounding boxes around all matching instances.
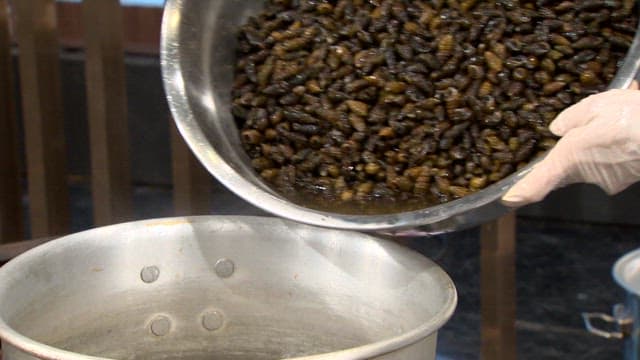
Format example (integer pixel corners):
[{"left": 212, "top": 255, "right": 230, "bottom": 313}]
[
  {"left": 0, "top": 216, "right": 457, "bottom": 360},
  {"left": 161, "top": 0, "right": 640, "bottom": 235}
]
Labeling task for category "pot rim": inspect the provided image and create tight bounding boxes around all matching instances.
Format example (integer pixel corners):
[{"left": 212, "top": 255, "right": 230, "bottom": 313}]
[
  {"left": 613, "top": 247, "right": 640, "bottom": 296},
  {"left": 160, "top": 0, "right": 640, "bottom": 233},
  {"left": 0, "top": 216, "right": 457, "bottom": 360}
]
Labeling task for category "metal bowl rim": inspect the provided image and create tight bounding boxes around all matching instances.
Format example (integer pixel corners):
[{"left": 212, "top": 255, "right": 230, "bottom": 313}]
[{"left": 0, "top": 215, "right": 457, "bottom": 360}]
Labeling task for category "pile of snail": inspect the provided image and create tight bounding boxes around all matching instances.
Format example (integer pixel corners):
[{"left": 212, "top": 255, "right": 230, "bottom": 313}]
[{"left": 231, "top": 0, "right": 637, "bottom": 214}]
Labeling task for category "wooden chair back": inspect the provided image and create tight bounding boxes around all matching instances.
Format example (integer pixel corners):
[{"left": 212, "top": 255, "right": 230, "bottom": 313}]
[{"left": 0, "top": 0, "right": 211, "bottom": 242}]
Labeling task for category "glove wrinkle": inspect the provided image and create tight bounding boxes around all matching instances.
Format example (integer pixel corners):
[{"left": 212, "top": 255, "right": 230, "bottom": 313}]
[{"left": 502, "top": 89, "right": 640, "bottom": 206}]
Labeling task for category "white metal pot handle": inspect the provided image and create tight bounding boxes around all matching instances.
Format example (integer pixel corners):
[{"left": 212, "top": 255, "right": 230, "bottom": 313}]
[{"left": 582, "top": 304, "right": 633, "bottom": 340}]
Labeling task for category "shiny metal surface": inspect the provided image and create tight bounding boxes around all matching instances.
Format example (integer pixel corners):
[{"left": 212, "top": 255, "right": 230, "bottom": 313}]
[
  {"left": 582, "top": 304, "right": 632, "bottom": 340},
  {"left": 614, "top": 248, "right": 640, "bottom": 296},
  {"left": 160, "top": 0, "right": 640, "bottom": 235},
  {"left": 0, "top": 216, "right": 456, "bottom": 360},
  {"left": 615, "top": 248, "right": 640, "bottom": 360},
  {"left": 583, "top": 248, "right": 640, "bottom": 360}
]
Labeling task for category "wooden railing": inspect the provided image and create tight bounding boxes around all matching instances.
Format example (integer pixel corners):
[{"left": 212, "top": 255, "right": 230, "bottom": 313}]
[
  {"left": 0, "top": 0, "right": 22, "bottom": 243},
  {"left": 0, "top": 1, "right": 516, "bottom": 359},
  {"left": 0, "top": 0, "right": 209, "bottom": 242}
]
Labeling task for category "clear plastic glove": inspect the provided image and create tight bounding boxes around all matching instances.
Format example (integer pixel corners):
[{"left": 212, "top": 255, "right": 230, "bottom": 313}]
[{"left": 502, "top": 85, "right": 640, "bottom": 207}]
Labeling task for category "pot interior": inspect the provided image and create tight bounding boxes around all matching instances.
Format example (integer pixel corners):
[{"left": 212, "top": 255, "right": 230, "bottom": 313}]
[{"left": 0, "top": 216, "right": 456, "bottom": 360}]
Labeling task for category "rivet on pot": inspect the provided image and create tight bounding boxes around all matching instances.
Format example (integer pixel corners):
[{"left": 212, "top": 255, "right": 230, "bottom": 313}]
[
  {"left": 149, "top": 315, "right": 171, "bottom": 336},
  {"left": 214, "top": 258, "right": 235, "bottom": 278},
  {"left": 140, "top": 266, "right": 160, "bottom": 283},
  {"left": 202, "top": 310, "right": 224, "bottom": 331}
]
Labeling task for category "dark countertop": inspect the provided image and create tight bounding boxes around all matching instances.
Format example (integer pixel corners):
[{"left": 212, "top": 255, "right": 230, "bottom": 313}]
[{"left": 418, "top": 219, "right": 637, "bottom": 359}]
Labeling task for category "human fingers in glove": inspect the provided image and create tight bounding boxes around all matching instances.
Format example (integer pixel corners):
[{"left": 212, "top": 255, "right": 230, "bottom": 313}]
[{"left": 502, "top": 84, "right": 640, "bottom": 207}]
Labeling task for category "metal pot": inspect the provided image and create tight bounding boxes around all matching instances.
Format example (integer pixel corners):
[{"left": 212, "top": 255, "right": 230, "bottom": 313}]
[
  {"left": 0, "top": 216, "right": 457, "bottom": 360},
  {"left": 160, "top": 0, "right": 640, "bottom": 236},
  {"left": 583, "top": 248, "right": 640, "bottom": 359}
]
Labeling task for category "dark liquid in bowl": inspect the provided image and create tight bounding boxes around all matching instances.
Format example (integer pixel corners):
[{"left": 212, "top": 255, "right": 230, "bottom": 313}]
[{"left": 282, "top": 183, "right": 441, "bottom": 214}]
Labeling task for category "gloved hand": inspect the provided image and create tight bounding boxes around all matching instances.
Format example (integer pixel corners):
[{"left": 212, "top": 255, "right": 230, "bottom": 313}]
[{"left": 502, "top": 85, "right": 640, "bottom": 207}]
